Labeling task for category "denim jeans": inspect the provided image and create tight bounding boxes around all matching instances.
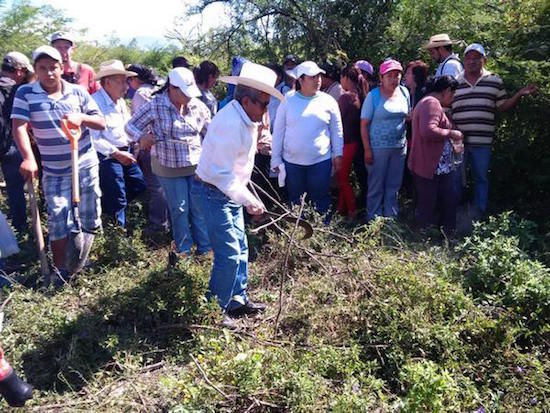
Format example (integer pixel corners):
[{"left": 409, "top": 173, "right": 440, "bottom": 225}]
[
  {"left": 138, "top": 150, "right": 170, "bottom": 231},
  {"left": 194, "top": 179, "right": 248, "bottom": 311},
  {"left": 464, "top": 145, "right": 491, "bottom": 212},
  {"left": 157, "top": 175, "right": 210, "bottom": 254},
  {"left": 284, "top": 158, "right": 332, "bottom": 214},
  {"left": 98, "top": 154, "right": 147, "bottom": 227},
  {"left": 366, "top": 146, "right": 406, "bottom": 222},
  {"left": 0, "top": 145, "right": 27, "bottom": 230}
]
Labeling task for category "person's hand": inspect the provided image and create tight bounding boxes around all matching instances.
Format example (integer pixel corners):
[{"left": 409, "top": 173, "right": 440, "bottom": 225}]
[
  {"left": 519, "top": 84, "right": 538, "bottom": 97},
  {"left": 272, "top": 165, "right": 280, "bottom": 173},
  {"left": 364, "top": 148, "right": 373, "bottom": 165},
  {"left": 139, "top": 134, "right": 156, "bottom": 151},
  {"left": 20, "top": 158, "right": 39, "bottom": 181},
  {"left": 246, "top": 201, "right": 265, "bottom": 215},
  {"left": 112, "top": 150, "right": 137, "bottom": 166},
  {"left": 63, "top": 113, "right": 84, "bottom": 128},
  {"left": 450, "top": 129, "right": 464, "bottom": 142},
  {"left": 332, "top": 156, "right": 343, "bottom": 173}
]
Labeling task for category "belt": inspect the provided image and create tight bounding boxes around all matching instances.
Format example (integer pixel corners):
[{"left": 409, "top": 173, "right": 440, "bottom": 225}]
[{"left": 117, "top": 146, "right": 129, "bottom": 151}]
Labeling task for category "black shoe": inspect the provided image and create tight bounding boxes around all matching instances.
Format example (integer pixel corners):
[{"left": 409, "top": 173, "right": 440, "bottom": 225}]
[
  {"left": 220, "top": 314, "right": 238, "bottom": 330},
  {"left": 0, "top": 370, "right": 33, "bottom": 407},
  {"left": 227, "top": 301, "right": 266, "bottom": 317}
]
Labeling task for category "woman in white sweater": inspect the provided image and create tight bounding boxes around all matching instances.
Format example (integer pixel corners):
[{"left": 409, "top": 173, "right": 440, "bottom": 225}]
[{"left": 271, "top": 61, "right": 344, "bottom": 215}]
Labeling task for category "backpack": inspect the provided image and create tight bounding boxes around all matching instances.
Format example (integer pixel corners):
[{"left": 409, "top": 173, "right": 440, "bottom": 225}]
[{"left": 0, "top": 78, "right": 15, "bottom": 157}]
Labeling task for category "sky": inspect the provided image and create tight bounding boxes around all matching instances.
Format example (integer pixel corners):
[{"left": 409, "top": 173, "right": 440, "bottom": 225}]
[{"left": 29, "top": 0, "right": 229, "bottom": 48}]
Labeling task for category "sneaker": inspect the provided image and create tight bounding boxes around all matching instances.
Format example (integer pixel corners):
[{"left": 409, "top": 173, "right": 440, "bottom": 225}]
[{"left": 227, "top": 301, "right": 266, "bottom": 317}]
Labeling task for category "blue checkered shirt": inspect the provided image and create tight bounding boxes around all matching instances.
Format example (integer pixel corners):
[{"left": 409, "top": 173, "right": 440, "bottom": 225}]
[{"left": 125, "top": 92, "right": 210, "bottom": 168}]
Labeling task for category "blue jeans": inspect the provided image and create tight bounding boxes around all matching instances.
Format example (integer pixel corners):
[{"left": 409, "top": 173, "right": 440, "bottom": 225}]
[
  {"left": 456, "top": 145, "right": 491, "bottom": 212},
  {"left": 284, "top": 158, "right": 332, "bottom": 214},
  {"left": 0, "top": 145, "right": 27, "bottom": 230},
  {"left": 366, "top": 147, "right": 406, "bottom": 222},
  {"left": 194, "top": 180, "right": 248, "bottom": 311},
  {"left": 138, "top": 150, "right": 169, "bottom": 231},
  {"left": 157, "top": 175, "right": 210, "bottom": 254},
  {"left": 98, "top": 154, "right": 146, "bottom": 227}
]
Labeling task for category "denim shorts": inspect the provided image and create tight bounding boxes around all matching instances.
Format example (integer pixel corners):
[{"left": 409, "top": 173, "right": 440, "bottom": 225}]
[{"left": 42, "top": 165, "right": 102, "bottom": 241}]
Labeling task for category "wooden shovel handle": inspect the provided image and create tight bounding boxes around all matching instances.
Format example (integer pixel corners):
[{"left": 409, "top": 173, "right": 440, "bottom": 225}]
[
  {"left": 27, "top": 179, "right": 50, "bottom": 281},
  {"left": 60, "top": 119, "right": 81, "bottom": 203}
]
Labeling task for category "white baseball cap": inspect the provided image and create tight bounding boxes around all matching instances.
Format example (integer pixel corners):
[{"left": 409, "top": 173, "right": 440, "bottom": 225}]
[
  {"left": 168, "top": 67, "right": 201, "bottom": 98},
  {"left": 32, "top": 45, "right": 62, "bottom": 63},
  {"left": 289, "top": 61, "right": 325, "bottom": 79}
]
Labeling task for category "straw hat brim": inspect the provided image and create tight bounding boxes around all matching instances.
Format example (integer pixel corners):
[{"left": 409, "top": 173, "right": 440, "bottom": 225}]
[
  {"left": 424, "top": 39, "right": 455, "bottom": 49},
  {"left": 95, "top": 69, "right": 137, "bottom": 81},
  {"left": 219, "top": 75, "right": 284, "bottom": 101}
]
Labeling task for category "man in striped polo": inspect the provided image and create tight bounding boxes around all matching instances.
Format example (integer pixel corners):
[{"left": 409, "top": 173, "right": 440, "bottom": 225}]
[
  {"left": 11, "top": 45, "right": 106, "bottom": 273},
  {"left": 451, "top": 43, "right": 537, "bottom": 216}
]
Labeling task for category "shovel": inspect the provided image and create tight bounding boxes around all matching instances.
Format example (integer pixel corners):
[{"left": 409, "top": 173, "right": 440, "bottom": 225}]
[
  {"left": 60, "top": 119, "right": 94, "bottom": 274},
  {"left": 27, "top": 179, "right": 51, "bottom": 285}
]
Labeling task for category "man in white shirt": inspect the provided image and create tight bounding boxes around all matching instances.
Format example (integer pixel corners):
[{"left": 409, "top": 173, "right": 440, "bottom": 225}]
[
  {"left": 424, "top": 33, "right": 463, "bottom": 79},
  {"left": 91, "top": 60, "right": 146, "bottom": 227},
  {"left": 195, "top": 62, "right": 284, "bottom": 327}
]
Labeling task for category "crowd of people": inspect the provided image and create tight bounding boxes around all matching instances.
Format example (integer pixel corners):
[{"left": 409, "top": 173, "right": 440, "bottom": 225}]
[{"left": 0, "top": 31, "right": 538, "bottom": 329}]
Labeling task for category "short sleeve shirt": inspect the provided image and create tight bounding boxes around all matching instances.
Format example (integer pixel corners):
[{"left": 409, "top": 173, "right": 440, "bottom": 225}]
[
  {"left": 361, "top": 86, "right": 410, "bottom": 148},
  {"left": 11, "top": 80, "right": 101, "bottom": 176}
]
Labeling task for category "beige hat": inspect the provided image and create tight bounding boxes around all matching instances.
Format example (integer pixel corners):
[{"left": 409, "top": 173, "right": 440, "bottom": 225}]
[
  {"left": 424, "top": 33, "right": 455, "bottom": 49},
  {"left": 95, "top": 60, "right": 137, "bottom": 80},
  {"left": 220, "top": 61, "right": 284, "bottom": 101}
]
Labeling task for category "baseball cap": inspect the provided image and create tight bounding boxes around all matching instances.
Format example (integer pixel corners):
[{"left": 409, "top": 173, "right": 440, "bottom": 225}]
[
  {"left": 283, "top": 54, "right": 297, "bottom": 65},
  {"left": 32, "top": 45, "right": 62, "bottom": 63},
  {"left": 292, "top": 61, "right": 325, "bottom": 78},
  {"left": 464, "top": 43, "right": 486, "bottom": 57},
  {"left": 50, "top": 31, "right": 74, "bottom": 45},
  {"left": 379, "top": 59, "right": 403, "bottom": 75},
  {"left": 168, "top": 67, "right": 201, "bottom": 98},
  {"left": 3, "top": 52, "right": 33, "bottom": 72},
  {"left": 355, "top": 60, "right": 374, "bottom": 76}
]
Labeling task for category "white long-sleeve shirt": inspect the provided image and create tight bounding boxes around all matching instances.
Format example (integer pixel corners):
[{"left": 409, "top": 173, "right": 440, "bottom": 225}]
[
  {"left": 196, "top": 99, "right": 261, "bottom": 207},
  {"left": 91, "top": 88, "right": 131, "bottom": 156},
  {"left": 271, "top": 90, "right": 343, "bottom": 168}
]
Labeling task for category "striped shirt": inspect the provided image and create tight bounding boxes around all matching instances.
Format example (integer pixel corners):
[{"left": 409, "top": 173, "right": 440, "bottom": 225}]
[
  {"left": 11, "top": 80, "right": 101, "bottom": 176},
  {"left": 451, "top": 69, "right": 507, "bottom": 146},
  {"left": 125, "top": 91, "right": 210, "bottom": 169}
]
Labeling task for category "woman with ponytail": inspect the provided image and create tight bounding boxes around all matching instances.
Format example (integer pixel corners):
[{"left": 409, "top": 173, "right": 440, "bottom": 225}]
[
  {"left": 336, "top": 64, "right": 366, "bottom": 219},
  {"left": 408, "top": 75, "right": 463, "bottom": 233}
]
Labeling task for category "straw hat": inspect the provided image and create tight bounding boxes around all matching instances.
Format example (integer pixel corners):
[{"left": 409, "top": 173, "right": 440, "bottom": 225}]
[
  {"left": 219, "top": 61, "right": 284, "bottom": 100},
  {"left": 424, "top": 33, "right": 455, "bottom": 49},
  {"left": 95, "top": 60, "right": 137, "bottom": 80}
]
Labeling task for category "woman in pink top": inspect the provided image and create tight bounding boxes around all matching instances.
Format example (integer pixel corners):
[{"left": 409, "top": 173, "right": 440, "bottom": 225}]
[{"left": 408, "top": 75, "right": 464, "bottom": 233}]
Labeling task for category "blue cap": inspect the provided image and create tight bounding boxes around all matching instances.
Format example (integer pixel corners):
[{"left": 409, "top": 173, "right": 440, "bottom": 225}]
[{"left": 464, "top": 43, "right": 486, "bottom": 57}]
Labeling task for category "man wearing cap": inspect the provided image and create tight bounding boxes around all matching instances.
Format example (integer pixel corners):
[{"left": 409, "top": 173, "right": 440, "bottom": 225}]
[
  {"left": 451, "top": 43, "right": 537, "bottom": 216},
  {"left": 11, "top": 45, "right": 106, "bottom": 272},
  {"left": 425, "top": 34, "right": 463, "bottom": 79},
  {"left": 50, "top": 31, "right": 99, "bottom": 94},
  {"left": 320, "top": 61, "right": 343, "bottom": 102},
  {"left": 0, "top": 51, "right": 34, "bottom": 231},
  {"left": 91, "top": 60, "right": 146, "bottom": 228},
  {"left": 125, "top": 67, "right": 211, "bottom": 257},
  {"left": 195, "top": 62, "right": 284, "bottom": 327}
]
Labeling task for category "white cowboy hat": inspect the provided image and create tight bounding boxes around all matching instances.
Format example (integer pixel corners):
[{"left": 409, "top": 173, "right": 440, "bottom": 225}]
[
  {"left": 424, "top": 33, "right": 456, "bottom": 49},
  {"left": 95, "top": 59, "right": 137, "bottom": 80},
  {"left": 219, "top": 61, "right": 284, "bottom": 100}
]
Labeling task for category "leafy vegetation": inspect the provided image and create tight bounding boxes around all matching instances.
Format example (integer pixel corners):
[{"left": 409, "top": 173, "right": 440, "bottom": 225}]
[{"left": 0, "top": 0, "right": 549, "bottom": 410}]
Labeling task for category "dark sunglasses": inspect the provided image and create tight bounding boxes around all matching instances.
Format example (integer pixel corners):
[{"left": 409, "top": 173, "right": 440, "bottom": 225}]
[{"left": 251, "top": 97, "right": 270, "bottom": 109}]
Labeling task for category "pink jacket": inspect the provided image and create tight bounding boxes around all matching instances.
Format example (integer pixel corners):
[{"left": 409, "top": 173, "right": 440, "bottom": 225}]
[{"left": 408, "top": 96, "right": 453, "bottom": 179}]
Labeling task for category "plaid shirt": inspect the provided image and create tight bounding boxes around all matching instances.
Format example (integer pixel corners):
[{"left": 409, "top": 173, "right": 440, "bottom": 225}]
[{"left": 125, "top": 91, "right": 211, "bottom": 168}]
